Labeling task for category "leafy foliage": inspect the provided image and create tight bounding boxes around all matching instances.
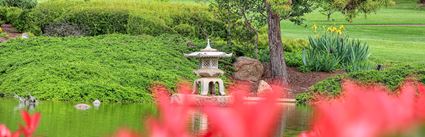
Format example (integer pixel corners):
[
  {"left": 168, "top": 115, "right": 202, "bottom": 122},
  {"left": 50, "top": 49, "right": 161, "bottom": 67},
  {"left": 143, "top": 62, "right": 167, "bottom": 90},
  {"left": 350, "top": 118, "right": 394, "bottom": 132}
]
[
  {"left": 2, "top": 0, "right": 37, "bottom": 9},
  {"left": 0, "top": 34, "right": 199, "bottom": 103},
  {"left": 1, "top": 0, "right": 225, "bottom": 38},
  {"left": 302, "top": 32, "right": 370, "bottom": 72},
  {"left": 315, "top": 0, "right": 395, "bottom": 22}
]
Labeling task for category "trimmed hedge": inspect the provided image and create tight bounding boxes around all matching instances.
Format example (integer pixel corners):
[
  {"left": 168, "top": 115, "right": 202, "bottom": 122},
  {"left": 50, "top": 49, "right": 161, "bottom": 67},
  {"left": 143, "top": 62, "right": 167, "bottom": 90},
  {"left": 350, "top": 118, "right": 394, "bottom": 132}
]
[
  {"left": 0, "top": 0, "right": 226, "bottom": 38},
  {"left": 296, "top": 64, "right": 425, "bottom": 104},
  {"left": 0, "top": 34, "right": 199, "bottom": 103}
]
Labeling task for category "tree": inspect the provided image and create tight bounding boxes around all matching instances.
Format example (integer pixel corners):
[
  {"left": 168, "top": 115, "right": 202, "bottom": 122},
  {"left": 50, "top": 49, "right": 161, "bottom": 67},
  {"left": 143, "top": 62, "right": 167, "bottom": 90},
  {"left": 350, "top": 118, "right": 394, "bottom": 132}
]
[
  {"left": 211, "top": 0, "right": 314, "bottom": 84},
  {"left": 421, "top": 0, "right": 425, "bottom": 5},
  {"left": 315, "top": 0, "right": 344, "bottom": 21},
  {"left": 315, "top": 0, "right": 394, "bottom": 22}
]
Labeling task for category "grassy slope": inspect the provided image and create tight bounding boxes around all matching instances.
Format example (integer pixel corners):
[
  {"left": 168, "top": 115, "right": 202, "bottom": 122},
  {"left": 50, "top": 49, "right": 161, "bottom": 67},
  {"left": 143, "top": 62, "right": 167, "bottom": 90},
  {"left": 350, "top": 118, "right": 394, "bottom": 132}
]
[
  {"left": 281, "top": 0, "right": 425, "bottom": 64},
  {"left": 0, "top": 35, "right": 197, "bottom": 103}
]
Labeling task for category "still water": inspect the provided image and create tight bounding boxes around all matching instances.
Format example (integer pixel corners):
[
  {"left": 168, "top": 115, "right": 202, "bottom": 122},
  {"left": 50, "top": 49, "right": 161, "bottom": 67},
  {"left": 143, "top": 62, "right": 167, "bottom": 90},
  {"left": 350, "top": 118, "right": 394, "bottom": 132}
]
[{"left": 0, "top": 99, "right": 311, "bottom": 137}]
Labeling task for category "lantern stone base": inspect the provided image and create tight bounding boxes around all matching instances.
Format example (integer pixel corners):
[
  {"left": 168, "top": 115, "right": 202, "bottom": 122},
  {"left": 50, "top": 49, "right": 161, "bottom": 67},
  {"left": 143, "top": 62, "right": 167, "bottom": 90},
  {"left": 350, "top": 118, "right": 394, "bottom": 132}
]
[{"left": 193, "top": 78, "right": 225, "bottom": 96}]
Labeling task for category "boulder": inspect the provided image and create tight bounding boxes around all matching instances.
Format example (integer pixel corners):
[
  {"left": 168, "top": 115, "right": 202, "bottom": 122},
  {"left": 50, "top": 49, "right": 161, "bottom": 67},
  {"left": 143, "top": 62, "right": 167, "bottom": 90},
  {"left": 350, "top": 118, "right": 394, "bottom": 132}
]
[
  {"left": 233, "top": 57, "right": 264, "bottom": 82},
  {"left": 257, "top": 80, "right": 272, "bottom": 94}
]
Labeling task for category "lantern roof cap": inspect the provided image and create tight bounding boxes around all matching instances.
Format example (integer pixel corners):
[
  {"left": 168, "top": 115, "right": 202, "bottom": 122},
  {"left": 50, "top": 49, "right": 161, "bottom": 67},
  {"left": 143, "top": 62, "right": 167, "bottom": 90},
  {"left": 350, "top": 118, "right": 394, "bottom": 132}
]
[{"left": 184, "top": 39, "right": 232, "bottom": 58}]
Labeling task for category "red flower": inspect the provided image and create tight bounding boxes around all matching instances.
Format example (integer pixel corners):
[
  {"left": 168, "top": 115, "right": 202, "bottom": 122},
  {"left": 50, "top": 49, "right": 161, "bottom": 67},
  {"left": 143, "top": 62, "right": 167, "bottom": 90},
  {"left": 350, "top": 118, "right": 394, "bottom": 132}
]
[
  {"left": 113, "top": 128, "right": 140, "bottom": 137},
  {"left": 113, "top": 82, "right": 286, "bottom": 137},
  {"left": 415, "top": 83, "right": 425, "bottom": 119},
  {"left": 0, "top": 124, "right": 12, "bottom": 137},
  {"left": 300, "top": 81, "right": 421, "bottom": 137},
  {"left": 146, "top": 84, "right": 194, "bottom": 137},
  {"left": 19, "top": 111, "right": 41, "bottom": 137},
  {"left": 200, "top": 83, "right": 284, "bottom": 137}
]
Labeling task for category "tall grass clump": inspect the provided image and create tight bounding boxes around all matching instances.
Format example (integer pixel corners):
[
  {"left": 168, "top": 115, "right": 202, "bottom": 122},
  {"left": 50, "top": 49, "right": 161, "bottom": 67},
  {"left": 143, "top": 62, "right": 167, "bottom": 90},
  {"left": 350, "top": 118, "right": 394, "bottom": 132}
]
[
  {"left": 301, "top": 25, "right": 371, "bottom": 72},
  {"left": 0, "top": 34, "right": 198, "bottom": 103}
]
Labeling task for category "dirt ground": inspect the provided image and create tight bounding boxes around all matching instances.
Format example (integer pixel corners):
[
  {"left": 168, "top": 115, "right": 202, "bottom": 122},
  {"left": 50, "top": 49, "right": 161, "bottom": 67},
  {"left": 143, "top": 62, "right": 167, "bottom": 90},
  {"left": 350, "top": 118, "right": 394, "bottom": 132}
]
[
  {"left": 287, "top": 67, "right": 344, "bottom": 93},
  {"left": 262, "top": 63, "right": 344, "bottom": 98},
  {"left": 0, "top": 24, "right": 22, "bottom": 42}
]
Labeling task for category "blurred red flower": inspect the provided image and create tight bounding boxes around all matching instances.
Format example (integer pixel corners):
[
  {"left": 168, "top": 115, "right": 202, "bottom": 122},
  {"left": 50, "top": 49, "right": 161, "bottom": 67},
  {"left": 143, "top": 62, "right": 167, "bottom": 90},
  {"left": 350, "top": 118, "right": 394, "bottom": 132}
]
[
  {"left": 113, "top": 128, "right": 140, "bottom": 137},
  {"left": 0, "top": 111, "right": 39, "bottom": 137},
  {"left": 146, "top": 83, "right": 195, "bottom": 137},
  {"left": 201, "top": 83, "right": 284, "bottom": 137},
  {"left": 300, "top": 81, "right": 424, "bottom": 137},
  {"left": 114, "top": 82, "right": 285, "bottom": 137},
  {"left": 0, "top": 124, "right": 20, "bottom": 137},
  {"left": 19, "top": 111, "right": 41, "bottom": 137}
]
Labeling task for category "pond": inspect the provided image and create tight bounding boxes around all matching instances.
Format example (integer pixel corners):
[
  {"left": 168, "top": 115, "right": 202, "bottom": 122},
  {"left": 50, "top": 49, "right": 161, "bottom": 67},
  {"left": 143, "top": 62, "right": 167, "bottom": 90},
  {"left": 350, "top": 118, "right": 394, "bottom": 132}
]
[{"left": 0, "top": 99, "right": 312, "bottom": 137}]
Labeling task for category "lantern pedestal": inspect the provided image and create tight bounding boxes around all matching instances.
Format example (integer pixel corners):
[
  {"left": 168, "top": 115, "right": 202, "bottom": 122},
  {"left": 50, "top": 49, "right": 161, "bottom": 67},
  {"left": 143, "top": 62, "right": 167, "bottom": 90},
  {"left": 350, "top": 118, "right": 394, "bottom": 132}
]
[{"left": 193, "top": 78, "right": 225, "bottom": 96}]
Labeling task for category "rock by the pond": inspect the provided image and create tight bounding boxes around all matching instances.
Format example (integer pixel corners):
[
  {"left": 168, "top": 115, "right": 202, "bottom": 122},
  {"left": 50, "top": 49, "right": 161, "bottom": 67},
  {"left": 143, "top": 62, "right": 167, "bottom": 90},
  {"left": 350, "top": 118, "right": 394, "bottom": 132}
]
[
  {"left": 75, "top": 104, "right": 91, "bottom": 110},
  {"left": 233, "top": 57, "right": 264, "bottom": 82},
  {"left": 93, "top": 100, "right": 101, "bottom": 107},
  {"left": 257, "top": 80, "right": 272, "bottom": 94}
]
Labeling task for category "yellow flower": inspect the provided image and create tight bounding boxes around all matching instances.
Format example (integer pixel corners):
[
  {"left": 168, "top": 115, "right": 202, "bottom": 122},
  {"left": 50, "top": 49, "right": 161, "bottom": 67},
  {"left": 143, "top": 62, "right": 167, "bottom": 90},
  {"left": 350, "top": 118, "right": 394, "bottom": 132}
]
[
  {"left": 0, "top": 28, "right": 3, "bottom": 33},
  {"left": 312, "top": 24, "right": 318, "bottom": 32},
  {"left": 339, "top": 25, "right": 345, "bottom": 31},
  {"left": 336, "top": 29, "right": 343, "bottom": 35}
]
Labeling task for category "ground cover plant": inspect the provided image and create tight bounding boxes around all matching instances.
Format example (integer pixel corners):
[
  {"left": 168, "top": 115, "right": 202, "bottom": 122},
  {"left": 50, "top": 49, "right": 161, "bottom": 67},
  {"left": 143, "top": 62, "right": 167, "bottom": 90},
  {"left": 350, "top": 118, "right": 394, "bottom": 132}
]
[{"left": 0, "top": 34, "right": 199, "bottom": 102}]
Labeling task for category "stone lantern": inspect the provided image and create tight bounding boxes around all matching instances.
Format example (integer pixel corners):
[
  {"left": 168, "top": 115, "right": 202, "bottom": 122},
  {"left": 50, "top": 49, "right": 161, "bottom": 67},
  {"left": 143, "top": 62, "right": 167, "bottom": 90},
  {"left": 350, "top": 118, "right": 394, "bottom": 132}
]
[{"left": 184, "top": 39, "right": 232, "bottom": 96}]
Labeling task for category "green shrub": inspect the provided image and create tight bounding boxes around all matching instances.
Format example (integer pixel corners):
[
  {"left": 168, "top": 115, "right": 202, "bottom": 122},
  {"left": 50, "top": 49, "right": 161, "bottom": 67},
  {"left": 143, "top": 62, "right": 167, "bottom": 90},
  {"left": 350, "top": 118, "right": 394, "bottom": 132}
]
[
  {"left": 285, "top": 51, "right": 303, "bottom": 67},
  {"left": 284, "top": 38, "right": 309, "bottom": 52},
  {"left": 297, "top": 64, "right": 425, "bottom": 104},
  {"left": 302, "top": 33, "right": 370, "bottom": 72},
  {"left": 258, "top": 35, "right": 309, "bottom": 52},
  {"left": 0, "top": 6, "right": 23, "bottom": 24},
  {"left": 301, "top": 49, "right": 340, "bottom": 72},
  {"left": 3, "top": 0, "right": 37, "bottom": 9},
  {"left": 127, "top": 14, "right": 175, "bottom": 36},
  {"left": 344, "top": 61, "right": 375, "bottom": 72},
  {"left": 173, "top": 23, "right": 195, "bottom": 37},
  {"left": 42, "top": 22, "right": 88, "bottom": 36},
  {"left": 258, "top": 48, "right": 303, "bottom": 67},
  {"left": 67, "top": 9, "right": 129, "bottom": 36},
  {"left": 0, "top": 34, "right": 199, "bottom": 103},
  {"left": 11, "top": 0, "right": 227, "bottom": 38}
]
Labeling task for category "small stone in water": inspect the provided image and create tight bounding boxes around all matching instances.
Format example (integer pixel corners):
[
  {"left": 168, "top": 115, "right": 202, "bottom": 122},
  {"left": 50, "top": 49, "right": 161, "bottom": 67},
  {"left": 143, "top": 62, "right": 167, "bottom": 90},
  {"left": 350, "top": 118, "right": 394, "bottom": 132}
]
[
  {"left": 75, "top": 104, "right": 91, "bottom": 110},
  {"left": 93, "top": 100, "right": 101, "bottom": 107}
]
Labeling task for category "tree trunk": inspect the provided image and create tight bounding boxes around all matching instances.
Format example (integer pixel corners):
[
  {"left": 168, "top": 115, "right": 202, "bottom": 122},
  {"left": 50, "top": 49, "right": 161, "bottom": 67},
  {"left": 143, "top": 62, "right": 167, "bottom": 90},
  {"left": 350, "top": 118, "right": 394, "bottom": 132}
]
[
  {"left": 254, "top": 32, "right": 259, "bottom": 59},
  {"left": 421, "top": 0, "right": 425, "bottom": 5},
  {"left": 327, "top": 12, "right": 332, "bottom": 21},
  {"left": 266, "top": 3, "right": 289, "bottom": 85},
  {"left": 226, "top": 9, "right": 232, "bottom": 47}
]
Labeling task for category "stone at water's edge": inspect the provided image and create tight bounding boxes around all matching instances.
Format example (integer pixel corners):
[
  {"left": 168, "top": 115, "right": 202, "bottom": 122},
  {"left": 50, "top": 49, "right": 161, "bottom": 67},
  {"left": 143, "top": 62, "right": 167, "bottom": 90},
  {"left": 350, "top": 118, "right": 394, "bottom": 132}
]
[
  {"left": 257, "top": 80, "right": 272, "bottom": 94},
  {"left": 233, "top": 57, "right": 264, "bottom": 82},
  {"left": 75, "top": 104, "right": 91, "bottom": 110}
]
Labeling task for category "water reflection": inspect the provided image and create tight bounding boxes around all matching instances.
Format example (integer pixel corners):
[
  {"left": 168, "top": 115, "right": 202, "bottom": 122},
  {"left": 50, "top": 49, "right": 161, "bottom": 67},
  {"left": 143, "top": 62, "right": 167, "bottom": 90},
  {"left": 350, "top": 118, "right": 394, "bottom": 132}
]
[
  {"left": 1, "top": 99, "right": 311, "bottom": 137},
  {"left": 189, "top": 103, "right": 312, "bottom": 137}
]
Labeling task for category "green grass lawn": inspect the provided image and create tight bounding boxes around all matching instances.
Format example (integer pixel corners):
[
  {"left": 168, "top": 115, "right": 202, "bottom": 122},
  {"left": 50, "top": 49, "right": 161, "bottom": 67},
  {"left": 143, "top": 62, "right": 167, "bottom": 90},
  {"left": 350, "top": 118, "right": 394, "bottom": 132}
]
[{"left": 281, "top": 0, "right": 425, "bottom": 65}]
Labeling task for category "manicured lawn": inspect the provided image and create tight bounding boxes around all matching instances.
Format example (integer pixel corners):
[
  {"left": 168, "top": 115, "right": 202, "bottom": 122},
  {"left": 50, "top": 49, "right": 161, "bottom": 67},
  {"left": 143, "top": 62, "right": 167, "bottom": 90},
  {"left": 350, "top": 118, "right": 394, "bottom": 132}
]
[{"left": 281, "top": 0, "right": 425, "bottom": 65}]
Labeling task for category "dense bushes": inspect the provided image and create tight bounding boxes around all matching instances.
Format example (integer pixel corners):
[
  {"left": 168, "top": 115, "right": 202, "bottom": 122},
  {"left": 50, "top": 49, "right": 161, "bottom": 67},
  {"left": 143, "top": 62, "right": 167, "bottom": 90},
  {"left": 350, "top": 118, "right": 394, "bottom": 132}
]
[
  {"left": 0, "top": 0, "right": 226, "bottom": 38},
  {"left": 296, "top": 64, "right": 425, "bottom": 104},
  {"left": 0, "top": 6, "right": 22, "bottom": 24},
  {"left": 0, "top": 34, "right": 199, "bottom": 103},
  {"left": 258, "top": 38, "right": 308, "bottom": 67},
  {"left": 2, "top": 0, "right": 37, "bottom": 9}
]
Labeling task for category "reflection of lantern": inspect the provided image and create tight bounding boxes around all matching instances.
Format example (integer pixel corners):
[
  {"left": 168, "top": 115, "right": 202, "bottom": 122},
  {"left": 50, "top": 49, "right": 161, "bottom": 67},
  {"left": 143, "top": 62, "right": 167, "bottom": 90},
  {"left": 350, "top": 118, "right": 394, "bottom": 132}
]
[{"left": 184, "top": 39, "right": 232, "bottom": 96}]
